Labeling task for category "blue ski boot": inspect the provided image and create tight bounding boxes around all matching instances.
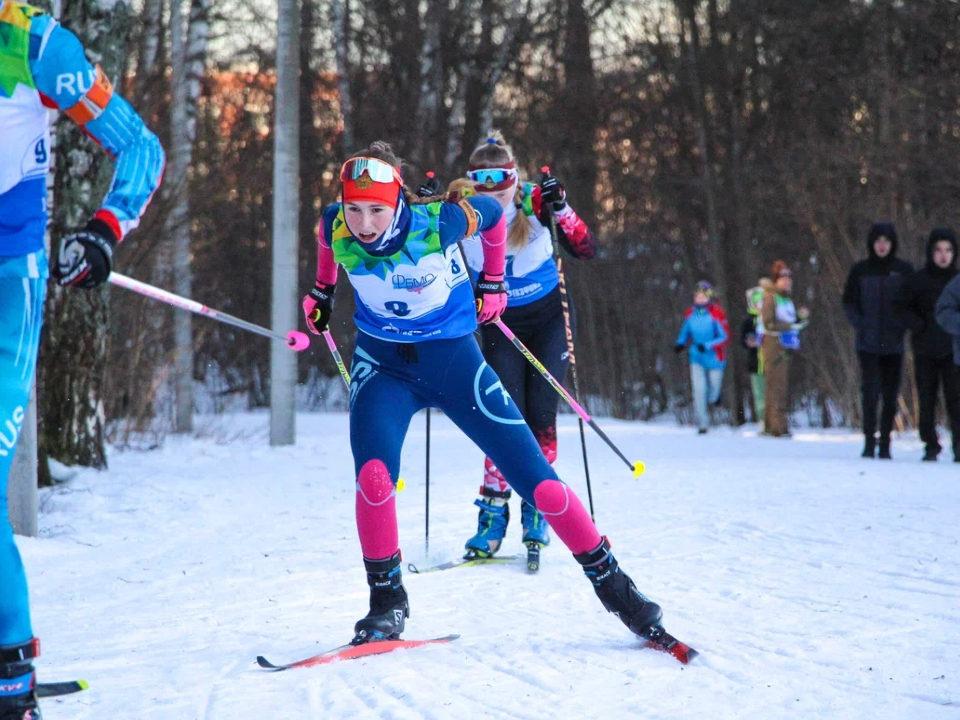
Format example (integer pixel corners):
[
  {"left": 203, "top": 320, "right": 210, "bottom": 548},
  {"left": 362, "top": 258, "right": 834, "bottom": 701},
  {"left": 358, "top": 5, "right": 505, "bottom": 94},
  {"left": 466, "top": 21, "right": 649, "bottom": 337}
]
[
  {"left": 0, "top": 639, "right": 41, "bottom": 720},
  {"left": 464, "top": 489, "right": 511, "bottom": 559},
  {"left": 521, "top": 499, "right": 550, "bottom": 547},
  {"left": 575, "top": 538, "right": 663, "bottom": 638},
  {"left": 353, "top": 552, "right": 409, "bottom": 644},
  {"left": 521, "top": 499, "right": 550, "bottom": 571}
]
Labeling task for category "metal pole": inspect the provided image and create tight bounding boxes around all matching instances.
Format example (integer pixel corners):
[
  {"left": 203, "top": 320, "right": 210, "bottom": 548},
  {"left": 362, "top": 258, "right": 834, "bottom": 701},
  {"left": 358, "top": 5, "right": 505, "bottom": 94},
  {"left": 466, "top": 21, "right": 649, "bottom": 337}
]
[{"left": 270, "top": 0, "right": 300, "bottom": 446}]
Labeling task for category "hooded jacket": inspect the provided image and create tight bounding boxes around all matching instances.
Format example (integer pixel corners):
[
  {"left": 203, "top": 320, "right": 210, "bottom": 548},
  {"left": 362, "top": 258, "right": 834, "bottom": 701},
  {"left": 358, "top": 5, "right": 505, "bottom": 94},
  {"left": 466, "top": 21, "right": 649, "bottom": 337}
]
[
  {"left": 936, "top": 274, "right": 960, "bottom": 365},
  {"left": 894, "top": 228, "right": 958, "bottom": 358},
  {"left": 841, "top": 222, "right": 915, "bottom": 354}
]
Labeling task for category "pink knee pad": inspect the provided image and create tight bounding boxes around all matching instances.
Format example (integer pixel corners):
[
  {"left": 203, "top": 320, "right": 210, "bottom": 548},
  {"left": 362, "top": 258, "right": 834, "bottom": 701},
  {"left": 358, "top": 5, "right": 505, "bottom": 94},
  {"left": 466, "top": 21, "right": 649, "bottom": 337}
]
[
  {"left": 356, "top": 460, "right": 399, "bottom": 560},
  {"left": 533, "top": 480, "right": 602, "bottom": 555}
]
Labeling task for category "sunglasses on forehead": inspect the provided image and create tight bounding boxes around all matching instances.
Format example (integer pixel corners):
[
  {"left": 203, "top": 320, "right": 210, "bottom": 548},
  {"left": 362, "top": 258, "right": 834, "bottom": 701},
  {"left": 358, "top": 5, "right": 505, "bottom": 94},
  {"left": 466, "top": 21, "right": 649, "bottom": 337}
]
[
  {"left": 467, "top": 168, "right": 518, "bottom": 186},
  {"left": 340, "top": 157, "right": 404, "bottom": 185}
]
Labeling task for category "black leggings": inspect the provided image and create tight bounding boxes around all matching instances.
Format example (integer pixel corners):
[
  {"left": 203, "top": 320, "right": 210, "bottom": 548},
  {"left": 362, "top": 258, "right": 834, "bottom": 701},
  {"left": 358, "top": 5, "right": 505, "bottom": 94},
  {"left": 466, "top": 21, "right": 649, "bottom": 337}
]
[
  {"left": 479, "top": 286, "right": 572, "bottom": 437},
  {"left": 915, "top": 354, "right": 960, "bottom": 449},
  {"left": 859, "top": 352, "right": 904, "bottom": 439}
]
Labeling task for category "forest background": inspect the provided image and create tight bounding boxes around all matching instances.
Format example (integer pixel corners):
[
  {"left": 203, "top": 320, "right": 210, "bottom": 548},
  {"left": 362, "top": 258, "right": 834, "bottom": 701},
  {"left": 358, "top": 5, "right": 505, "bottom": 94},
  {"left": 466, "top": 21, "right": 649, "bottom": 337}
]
[{"left": 34, "top": 0, "right": 960, "bottom": 477}]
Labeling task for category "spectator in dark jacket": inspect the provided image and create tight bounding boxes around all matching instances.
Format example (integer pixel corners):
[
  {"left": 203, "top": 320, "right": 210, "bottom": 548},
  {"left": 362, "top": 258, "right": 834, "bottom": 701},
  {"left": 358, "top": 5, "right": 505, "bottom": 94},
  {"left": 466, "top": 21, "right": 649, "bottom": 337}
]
[
  {"left": 842, "top": 222, "right": 914, "bottom": 459},
  {"left": 895, "top": 228, "right": 960, "bottom": 462},
  {"left": 938, "top": 274, "right": 960, "bottom": 365},
  {"left": 936, "top": 269, "right": 960, "bottom": 463}
]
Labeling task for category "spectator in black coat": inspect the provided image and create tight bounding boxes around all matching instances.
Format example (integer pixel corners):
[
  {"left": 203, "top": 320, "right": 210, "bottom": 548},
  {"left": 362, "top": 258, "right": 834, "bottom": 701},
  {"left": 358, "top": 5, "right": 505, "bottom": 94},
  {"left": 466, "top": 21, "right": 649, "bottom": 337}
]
[
  {"left": 842, "top": 222, "right": 915, "bottom": 459},
  {"left": 895, "top": 228, "right": 960, "bottom": 462}
]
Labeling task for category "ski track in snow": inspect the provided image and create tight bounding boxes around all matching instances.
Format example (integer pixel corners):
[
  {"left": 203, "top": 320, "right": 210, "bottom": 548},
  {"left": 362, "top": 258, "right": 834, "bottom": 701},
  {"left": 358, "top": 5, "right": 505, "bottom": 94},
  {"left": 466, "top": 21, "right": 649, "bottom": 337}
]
[{"left": 18, "top": 412, "right": 960, "bottom": 719}]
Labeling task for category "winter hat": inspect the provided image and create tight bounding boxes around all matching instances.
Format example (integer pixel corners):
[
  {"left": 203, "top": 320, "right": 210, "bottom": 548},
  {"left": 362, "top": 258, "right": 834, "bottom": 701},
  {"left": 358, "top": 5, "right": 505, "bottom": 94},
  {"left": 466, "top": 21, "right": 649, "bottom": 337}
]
[
  {"left": 771, "top": 260, "right": 791, "bottom": 279},
  {"left": 867, "top": 222, "right": 898, "bottom": 257},
  {"left": 926, "top": 227, "right": 958, "bottom": 266},
  {"left": 694, "top": 281, "right": 714, "bottom": 300}
]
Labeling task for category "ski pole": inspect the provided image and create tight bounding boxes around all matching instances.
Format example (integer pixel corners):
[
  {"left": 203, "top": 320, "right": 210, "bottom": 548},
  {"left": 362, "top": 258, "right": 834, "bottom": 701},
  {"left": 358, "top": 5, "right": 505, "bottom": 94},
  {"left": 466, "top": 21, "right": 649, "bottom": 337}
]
[
  {"left": 493, "top": 320, "right": 645, "bottom": 479},
  {"left": 418, "top": 173, "right": 440, "bottom": 555},
  {"left": 109, "top": 272, "right": 311, "bottom": 351},
  {"left": 321, "top": 330, "right": 351, "bottom": 389},
  {"left": 454, "top": 240, "right": 645, "bottom": 480},
  {"left": 425, "top": 407, "right": 431, "bottom": 554},
  {"left": 541, "top": 166, "right": 595, "bottom": 517}
]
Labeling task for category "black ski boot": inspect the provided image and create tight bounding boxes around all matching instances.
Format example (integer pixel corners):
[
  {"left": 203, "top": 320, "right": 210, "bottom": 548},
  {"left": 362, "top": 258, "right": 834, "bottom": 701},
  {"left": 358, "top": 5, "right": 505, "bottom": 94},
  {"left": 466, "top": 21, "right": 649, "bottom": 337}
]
[
  {"left": 0, "top": 639, "right": 41, "bottom": 720},
  {"left": 878, "top": 436, "right": 892, "bottom": 460},
  {"left": 575, "top": 539, "right": 662, "bottom": 638},
  {"left": 352, "top": 552, "right": 409, "bottom": 645},
  {"left": 922, "top": 444, "right": 940, "bottom": 462}
]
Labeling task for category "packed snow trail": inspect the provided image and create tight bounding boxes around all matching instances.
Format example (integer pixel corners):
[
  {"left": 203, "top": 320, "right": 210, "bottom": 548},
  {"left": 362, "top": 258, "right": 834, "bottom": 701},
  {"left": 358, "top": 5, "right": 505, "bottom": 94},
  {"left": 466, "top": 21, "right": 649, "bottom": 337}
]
[{"left": 19, "top": 413, "right": 959, "bottom": 719}]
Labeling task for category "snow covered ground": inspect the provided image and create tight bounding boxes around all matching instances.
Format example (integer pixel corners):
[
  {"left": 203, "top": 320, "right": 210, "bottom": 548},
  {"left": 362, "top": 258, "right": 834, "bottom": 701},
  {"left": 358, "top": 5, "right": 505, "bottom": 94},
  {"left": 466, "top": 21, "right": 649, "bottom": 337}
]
[{"left": 19, "top": 412, "right": 959, "bottom": 719}]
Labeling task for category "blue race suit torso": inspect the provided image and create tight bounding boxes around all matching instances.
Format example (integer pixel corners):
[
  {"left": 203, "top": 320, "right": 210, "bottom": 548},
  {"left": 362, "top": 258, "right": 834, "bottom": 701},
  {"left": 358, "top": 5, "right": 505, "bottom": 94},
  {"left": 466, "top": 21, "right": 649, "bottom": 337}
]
[
  {"left": 324, "top": 195, "right": 503, "bottom": 342},
  {"left": 0, "top": 0, "right": 165, "bottom": 257}
]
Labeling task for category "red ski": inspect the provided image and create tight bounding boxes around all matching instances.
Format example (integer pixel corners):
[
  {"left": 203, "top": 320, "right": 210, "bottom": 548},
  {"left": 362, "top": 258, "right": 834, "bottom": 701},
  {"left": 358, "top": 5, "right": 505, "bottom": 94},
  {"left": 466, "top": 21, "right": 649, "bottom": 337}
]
[
  {"left": 645, "top": 627, "right": 698, "bottom": 664},
  {"left": 256, "top": 635, "right": 460, "bottom": 671}
]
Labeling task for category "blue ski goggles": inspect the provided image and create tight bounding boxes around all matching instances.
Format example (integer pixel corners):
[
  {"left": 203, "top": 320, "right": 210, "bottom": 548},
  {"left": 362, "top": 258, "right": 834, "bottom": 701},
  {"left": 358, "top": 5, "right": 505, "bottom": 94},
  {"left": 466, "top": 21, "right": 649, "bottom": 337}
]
[{"left": 467, "top": 168, "right": 518, "bottom": 186}]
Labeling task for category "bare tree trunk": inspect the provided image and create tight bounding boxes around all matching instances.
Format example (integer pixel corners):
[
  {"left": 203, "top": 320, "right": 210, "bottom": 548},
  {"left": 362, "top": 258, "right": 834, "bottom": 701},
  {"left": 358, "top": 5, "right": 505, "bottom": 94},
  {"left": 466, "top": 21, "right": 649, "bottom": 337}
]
[
  {"left": 415, "top": 0, "right": 443, "bottom": 170},
  {"left": 39, "top": 0, "right": 134, "bottom": 470},
  {"left": 444, "top": 0, "right": 477, "bottom": 170},
  {"left": 134, "top": 0, "right": 163, "bottom": 107},
  {"left": 678, "top": 1, "right": 744, "bottom": 425},
  {"left": 163, "top": 0, "right": 209, "bottom": 433},
  {"left": 270, "top": 0, "right": 300, "bottom": 446},
  {"left": 331, "top": 0, "right": 353, "bottom": 151},
  {"left": 478, "top": 4, "right": 522, "bottom": 136},
  {"left": 557, "top": 0, "right": 598, "bottom": 226}
]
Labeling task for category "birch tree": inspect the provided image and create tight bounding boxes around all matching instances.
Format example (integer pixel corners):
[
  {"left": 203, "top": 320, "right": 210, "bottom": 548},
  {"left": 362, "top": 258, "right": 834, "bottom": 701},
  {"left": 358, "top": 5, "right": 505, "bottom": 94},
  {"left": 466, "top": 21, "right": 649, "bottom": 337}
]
[
  {"left": 38, "top": 0, "right": 134, "bottom": 475},
  {"left": 164, "top": 0, "right": 211, "bottom": 433}
]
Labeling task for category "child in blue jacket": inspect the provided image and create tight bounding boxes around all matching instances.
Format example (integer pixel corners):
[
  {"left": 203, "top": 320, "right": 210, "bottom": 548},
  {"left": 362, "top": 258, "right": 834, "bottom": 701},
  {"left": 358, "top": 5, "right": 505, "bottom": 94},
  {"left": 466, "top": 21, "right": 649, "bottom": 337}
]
[{"left": 675, "top": 282, "right": 730, "bottom": 433}]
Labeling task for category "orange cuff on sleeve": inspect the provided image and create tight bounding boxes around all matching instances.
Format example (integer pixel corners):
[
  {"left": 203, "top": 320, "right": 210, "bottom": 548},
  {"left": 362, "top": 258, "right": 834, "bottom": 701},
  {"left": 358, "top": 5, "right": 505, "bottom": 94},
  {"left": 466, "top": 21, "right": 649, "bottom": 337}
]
[{"left": 64, "top": 65, "right": 115, "bottom": 125}]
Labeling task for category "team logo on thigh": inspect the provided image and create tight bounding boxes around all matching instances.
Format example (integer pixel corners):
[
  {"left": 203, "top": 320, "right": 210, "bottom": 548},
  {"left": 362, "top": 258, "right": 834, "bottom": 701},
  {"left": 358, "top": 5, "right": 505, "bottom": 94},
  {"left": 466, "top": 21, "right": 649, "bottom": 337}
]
[
  {"left": 349, "top": 347, "right": 380, "bottom": 409},
  {"left": 473, "top": 362, "right": 525, "bottom": 425}
]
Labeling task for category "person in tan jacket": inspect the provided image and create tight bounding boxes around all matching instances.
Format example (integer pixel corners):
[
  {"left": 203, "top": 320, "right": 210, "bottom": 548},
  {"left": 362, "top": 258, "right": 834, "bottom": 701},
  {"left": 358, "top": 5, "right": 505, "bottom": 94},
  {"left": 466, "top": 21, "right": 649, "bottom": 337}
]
[{"left": 759, "top": 260, "right": 810, "bottom": 436}]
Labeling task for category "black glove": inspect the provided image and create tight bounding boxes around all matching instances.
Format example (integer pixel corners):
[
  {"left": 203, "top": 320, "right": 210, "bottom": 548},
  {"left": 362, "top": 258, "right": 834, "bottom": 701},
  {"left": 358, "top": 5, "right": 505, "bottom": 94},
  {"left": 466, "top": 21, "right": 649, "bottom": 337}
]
[
  {"left": 539, "top": 173, "right": 567, "bottom": 211},
  {"left": 418, "top": 173, "right": 442, "bottom": 198},
  {"left": 696, "top": 343, "right": 707, "bottom": 353},
  {"left": 54, "top": 218, "right": 117, "bottom": 289},
  {"left": 474, "top": 272, "right": 507, "bottom": 324},
  {"left": 303, "top": 281, "right": 336, "bottom": 334},
  {"left": 674, "top": 344, "right": 686, "bottom": 354}
]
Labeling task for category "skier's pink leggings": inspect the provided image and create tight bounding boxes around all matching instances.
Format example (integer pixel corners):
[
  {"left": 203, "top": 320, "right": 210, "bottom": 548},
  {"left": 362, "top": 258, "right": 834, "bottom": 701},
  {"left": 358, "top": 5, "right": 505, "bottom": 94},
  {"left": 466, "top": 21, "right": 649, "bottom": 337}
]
[
  {"left": 533, "top": 480, "right": 602, "bottom": 554},
  {"left": 356, "top": 460, "right": 399, "bottom": 560}
]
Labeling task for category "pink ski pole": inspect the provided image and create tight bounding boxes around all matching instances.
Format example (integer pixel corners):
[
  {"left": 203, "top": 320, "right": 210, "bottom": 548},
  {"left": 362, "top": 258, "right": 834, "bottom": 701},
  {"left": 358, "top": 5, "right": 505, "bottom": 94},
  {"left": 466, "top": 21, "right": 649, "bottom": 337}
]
[
  {"left": 109, "top": 272, "right": 311, "bottom": 351},
  {"left": 493, "top": 320, "right": 646, "bottom": 478}
]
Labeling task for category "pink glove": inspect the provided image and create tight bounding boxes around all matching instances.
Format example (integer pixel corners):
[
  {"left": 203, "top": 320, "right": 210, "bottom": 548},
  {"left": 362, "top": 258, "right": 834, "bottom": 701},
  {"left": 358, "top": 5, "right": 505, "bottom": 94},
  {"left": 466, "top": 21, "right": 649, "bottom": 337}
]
[{"left": 475, "top": 272, "right": 507, "bottom": 324}]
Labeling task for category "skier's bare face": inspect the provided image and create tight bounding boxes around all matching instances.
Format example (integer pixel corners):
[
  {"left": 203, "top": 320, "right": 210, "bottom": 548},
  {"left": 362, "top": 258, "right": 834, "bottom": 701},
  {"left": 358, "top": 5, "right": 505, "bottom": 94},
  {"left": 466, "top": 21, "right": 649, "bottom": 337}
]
[
  {"left": 345, "top": 201, "right": 395, "bottom": 244},
  {"left": 694, "top": 291, "right": 709, "bottom": 305},
  {"left": 873, "top": 236, "right": 893, "bottom": 258},
  {"left": 477, "top": 180, "right": 518, "bottom": 210},
  {"left": 933, "top": 240, "right": 955, "bottom": 269}
]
